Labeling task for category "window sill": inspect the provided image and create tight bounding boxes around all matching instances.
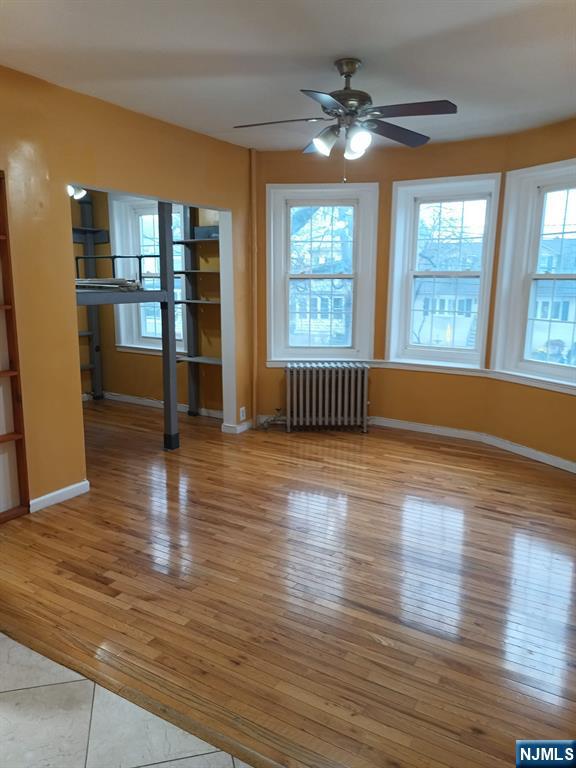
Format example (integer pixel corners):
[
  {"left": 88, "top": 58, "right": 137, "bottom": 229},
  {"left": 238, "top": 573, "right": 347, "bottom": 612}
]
[
  {"left": 266, "top": 358, "right": 576, "bottom": 395},
  {"left": 267, "top": 357, "right": 368, "bottom": 368},
  {"left": 490, "top": 369, "right": 575, "bottom": 396},
  {"left": 382, "top": 359, "right": 482, "bottom": 373}
]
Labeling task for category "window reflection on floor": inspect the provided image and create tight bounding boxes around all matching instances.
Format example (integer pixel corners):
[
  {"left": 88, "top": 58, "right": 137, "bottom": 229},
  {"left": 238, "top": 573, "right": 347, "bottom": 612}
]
[
  {"left": 401, "top": 496, "right": 464, "bottom": 637},
  {"left": 287, "top": 489, "right": 349, "bottom": 540},
  {"left": 505, "top": 532, "right": 573, "bottom": 697}
]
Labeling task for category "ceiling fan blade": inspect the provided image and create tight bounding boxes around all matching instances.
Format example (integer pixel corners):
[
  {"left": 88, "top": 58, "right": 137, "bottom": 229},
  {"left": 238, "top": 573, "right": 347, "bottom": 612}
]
[
  {"left": 301, "top": 90, "right": 346, "bottom": 112},
  {"left": 234, "top": 117, "right": 327, "bottom": 128},
  {"left": 365, "top": 100, "right": 457, "bottom": 118},
  {"left": 366, "top": 119, "right": 430, "bottom": 147}
]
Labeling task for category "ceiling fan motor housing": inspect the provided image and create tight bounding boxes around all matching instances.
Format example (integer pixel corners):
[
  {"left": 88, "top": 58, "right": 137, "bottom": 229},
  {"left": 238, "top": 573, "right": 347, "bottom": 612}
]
[{"left": 327, "top": 88, "right": 372, "bottom": 115}]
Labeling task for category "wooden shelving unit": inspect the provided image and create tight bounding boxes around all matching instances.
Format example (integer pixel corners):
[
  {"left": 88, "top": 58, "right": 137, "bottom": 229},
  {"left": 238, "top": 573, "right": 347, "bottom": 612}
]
[{"left": 0, "top": 171, "right": 29, "bottom": 523}]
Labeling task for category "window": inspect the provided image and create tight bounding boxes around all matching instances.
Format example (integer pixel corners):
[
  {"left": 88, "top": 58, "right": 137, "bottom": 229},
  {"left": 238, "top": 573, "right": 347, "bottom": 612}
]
[
  {"left": 494, "top": 159, "right": 576, "bottom": 386},
  {"left": 388, "top": 174, "right": 500, "bottom": 367},
  {"left": 267, "top": 184, "right": 378, "bottom": 362},
  {"left": 109, "top": 197, "right": 185, "bottom": 351}
]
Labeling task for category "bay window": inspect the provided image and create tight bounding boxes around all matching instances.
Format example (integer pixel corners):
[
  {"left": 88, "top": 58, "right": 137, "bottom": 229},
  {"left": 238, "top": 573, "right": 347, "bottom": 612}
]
[
  {"left": 267, "top": 184, "right": 378, "bottom": 362},
  {"left": 494, "top": 159, "right": 576, "bottom": 386},
  {"left": 387, "top": 174, "right": 500, "bottom": 367}
]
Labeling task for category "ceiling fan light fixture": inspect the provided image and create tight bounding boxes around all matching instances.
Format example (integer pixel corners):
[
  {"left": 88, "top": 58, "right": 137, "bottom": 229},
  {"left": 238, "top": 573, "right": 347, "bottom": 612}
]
[
  {"left": 344, "top": 125, "right": 372, "bottom": 160},
  {"left": 67, "top": 184, "right": 87, "bottom": 200},
  {"left": 312, "top": 125, "right": 340, "bottom": 157},
  {"left": 348, "top": 124, "right": 372, "bottom": 154},
  {"left": 343, "top": 145, "right": 365, "bottom": 160}
]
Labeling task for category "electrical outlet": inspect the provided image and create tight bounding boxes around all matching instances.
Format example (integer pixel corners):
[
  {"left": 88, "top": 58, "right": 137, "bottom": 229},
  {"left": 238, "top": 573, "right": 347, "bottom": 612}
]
[{"left": 239, "top": 406, "right": 246, "bottom": 421}]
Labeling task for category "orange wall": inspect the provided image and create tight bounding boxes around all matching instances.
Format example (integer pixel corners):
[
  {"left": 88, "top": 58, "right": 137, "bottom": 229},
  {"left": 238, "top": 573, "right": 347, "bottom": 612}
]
[
  {"left": 255, "top": 118, "right": 576, "bottom": 462},
  {"left": 2, "top": 57, "right": 575, "bottom": 502},
  {"left": 0, "top": 65, "right": 251, "bottom": 499}
]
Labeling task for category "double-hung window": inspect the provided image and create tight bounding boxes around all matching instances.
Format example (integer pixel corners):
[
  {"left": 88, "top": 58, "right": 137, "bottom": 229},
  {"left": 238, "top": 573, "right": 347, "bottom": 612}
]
[
  {"left": 267, "top": 183, "right": 378, "bottom": 363},
  {"left": 388, "top": 174, "right": 500, "bottom": 367},
  {"left": 494, "top": 159, "right": 576, "bottom": 386},
  {"left": 109, "top": 196, "right": 185, "bottom": 351}
]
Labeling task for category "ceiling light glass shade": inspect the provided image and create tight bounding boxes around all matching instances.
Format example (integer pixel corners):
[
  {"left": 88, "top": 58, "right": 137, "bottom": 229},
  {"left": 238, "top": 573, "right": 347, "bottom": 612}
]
[
  {"left": 67, "top": 184, "right": 87, "bottom": 200},
  {"left": 344, "top": 144, "right": 365, "bottom": 160},
  {"left": 344, "top": 124, "right": 373, "bottom": 159},
  {"left": 312, "top": 125, "right": 339, "bottom": 157},
  {"left": 350, "top": 126, "right": 373, "bottom": 153}
]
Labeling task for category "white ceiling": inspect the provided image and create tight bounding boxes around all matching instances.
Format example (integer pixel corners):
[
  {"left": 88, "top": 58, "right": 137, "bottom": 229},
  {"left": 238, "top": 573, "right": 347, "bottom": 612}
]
[{"left": 0, "top": 0, "right": 574, "bottom": 150}]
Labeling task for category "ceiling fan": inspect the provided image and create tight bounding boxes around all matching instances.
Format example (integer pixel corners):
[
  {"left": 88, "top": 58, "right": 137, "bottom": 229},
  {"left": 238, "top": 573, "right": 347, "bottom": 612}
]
[{"left": 234, "top": 58, "right": 457, "bottom": 159}]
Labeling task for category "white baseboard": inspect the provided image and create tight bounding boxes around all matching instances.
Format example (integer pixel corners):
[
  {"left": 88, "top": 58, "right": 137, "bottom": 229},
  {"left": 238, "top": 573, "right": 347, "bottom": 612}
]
[
  {"left": 369, "top": 416, "right": 576, "bottom": 474},
  {"left": 221, "top": 420, "right": 253, "bottom": 434},
  {"left": 100, "top": 391, "right": 223, "bottom": 420},
  {"left": 30, "top": 480, "right": 90, "bottom": 513},
  {"left": 256, "top": 412, "right": 575, "bottom": 474}
]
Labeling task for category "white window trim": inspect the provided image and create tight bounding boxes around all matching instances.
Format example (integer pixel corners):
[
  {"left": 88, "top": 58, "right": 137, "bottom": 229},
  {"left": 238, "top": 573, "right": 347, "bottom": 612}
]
[
  {"left": 387, "top": 173, "right": 501, "bottom": 368},
  {"left": 267, "top": 183, "right": 378, "bottom": 363},
  {"left": 493, "top": 158, "right": 576, "bottom": 387},
  {"left": 109, "top": 195, "right": 186, "bottom": 353}
]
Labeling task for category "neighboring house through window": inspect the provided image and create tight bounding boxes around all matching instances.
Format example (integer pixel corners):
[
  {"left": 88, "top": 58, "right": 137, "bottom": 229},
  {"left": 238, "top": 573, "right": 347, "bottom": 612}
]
[
  {"left": 494, "top": 159, "right": 576, "bottom": 385},
  {"left": 267, "top": 183, "right": 378, "bottom": 363},
  {"left": 387, "top": 174, "right": 501, "bottom": 367},
  {"left": 109, "top": 196, "right": 185, "bottom": 351}
]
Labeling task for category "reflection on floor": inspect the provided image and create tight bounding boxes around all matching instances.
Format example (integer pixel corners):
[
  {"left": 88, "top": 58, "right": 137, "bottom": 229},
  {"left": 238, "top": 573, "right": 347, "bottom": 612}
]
[
  {"left": 0, "top": 400, "right": 575, "bottom": 768},
  {"left": 0, "top": 633, "right": 252, "bottom": 768}
]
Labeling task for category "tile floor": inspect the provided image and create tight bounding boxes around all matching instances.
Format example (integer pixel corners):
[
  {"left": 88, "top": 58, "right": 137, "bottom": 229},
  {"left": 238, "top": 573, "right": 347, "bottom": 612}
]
[{"left": 0, "top": 633, "right": 254, "bottom": 768}]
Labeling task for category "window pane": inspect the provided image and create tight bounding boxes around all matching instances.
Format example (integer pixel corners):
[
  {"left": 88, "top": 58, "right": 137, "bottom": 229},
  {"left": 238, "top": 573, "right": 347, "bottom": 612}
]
[
  {"left": 525, "top": 279, "right": 576, "bottom": 366},
  {"left": 411, "top": 277, "right": 479, "bottom": 348},
  {"left": 289, "top": 205, "right": 354, "bottom": 275},
  {"left": 416, "top": 199, "right": 487, "bottom": 271},
  {"left": 139, "top": 214, "right": 159, "bottom": 255},
  {"left": 537, "top": 188, "right": 576, "bottom": 274},
  {"left": 140, "top": 277, "right": 183, "bottom": 341},
  {"left": 137, "top": 210, "right": 183, "bottom": 340},
  {"left": 289, "top": 279, "right": 352, "bottom": 347}
]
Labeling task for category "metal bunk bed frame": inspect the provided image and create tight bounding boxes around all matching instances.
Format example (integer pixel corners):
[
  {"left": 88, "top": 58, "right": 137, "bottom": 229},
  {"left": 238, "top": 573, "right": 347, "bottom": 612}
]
[{"left": 75, "top": 197, "right": 179, "bottom": 450}]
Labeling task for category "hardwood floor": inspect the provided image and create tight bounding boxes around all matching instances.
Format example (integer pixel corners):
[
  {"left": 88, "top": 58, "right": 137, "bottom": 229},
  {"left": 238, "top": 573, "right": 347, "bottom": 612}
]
[{"left": 1, "top": 401, "right": 575, "bottom": 768}]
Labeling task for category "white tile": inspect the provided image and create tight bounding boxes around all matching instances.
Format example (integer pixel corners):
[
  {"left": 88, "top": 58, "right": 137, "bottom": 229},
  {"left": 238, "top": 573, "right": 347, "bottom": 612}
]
[
  {"left": 86, "top": 685, "right": 219, "bottom": 768},
  {"left": 0, "top": 633, "right": 84, "bottom": 692},
  {"left": 141, "top": 754, "right": 233, "bottom": 768},
  {"left": 0, "top": 679, "right": 94, "bottom": 768}
]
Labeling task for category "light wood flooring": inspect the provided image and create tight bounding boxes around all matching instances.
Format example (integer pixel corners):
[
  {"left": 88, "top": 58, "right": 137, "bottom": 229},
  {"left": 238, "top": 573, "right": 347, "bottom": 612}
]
[{"left": 0, "top": 401, "right": 575, "bottom": 768}]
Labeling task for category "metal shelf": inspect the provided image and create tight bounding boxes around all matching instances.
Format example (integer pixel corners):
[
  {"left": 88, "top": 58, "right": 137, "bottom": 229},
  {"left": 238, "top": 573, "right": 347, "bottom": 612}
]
[
  {"left": 175, "top": 299, "right": 220, "bottom": 305},
  {"left": 173, "top": 238, "right": 219, "bottom": 245},
  {"left": 76, "top": 289, "right": 168, "bottom": 306},
  {"left": 177, "top": 356, "right": 222, "bottom": 366},
  {"left": 174, "top": 270, "right": 220, "bottom": 275}
]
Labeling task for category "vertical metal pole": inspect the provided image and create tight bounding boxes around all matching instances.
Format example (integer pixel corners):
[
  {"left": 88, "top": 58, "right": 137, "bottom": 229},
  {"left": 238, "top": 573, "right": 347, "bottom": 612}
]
[{"left": 158, "top": 201, "right": 179, "bottom": 450}]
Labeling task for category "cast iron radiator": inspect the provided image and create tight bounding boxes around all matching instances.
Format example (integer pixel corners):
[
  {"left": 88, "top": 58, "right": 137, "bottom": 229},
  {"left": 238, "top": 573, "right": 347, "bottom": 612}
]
[{"left": 286, "top": 362, "right": 369, "bottom": 433}]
